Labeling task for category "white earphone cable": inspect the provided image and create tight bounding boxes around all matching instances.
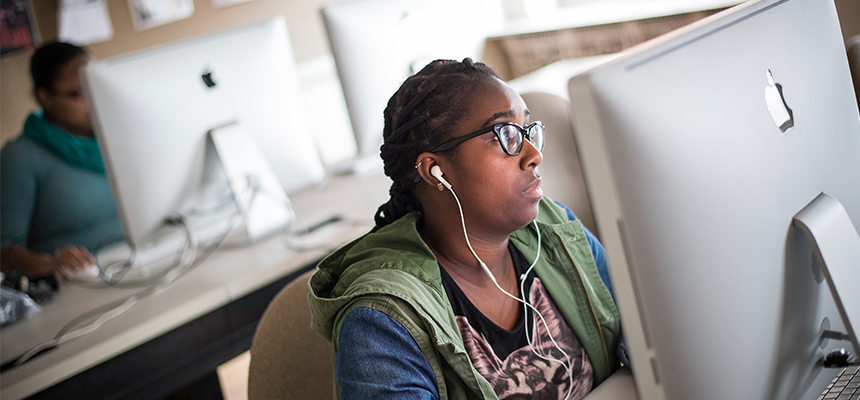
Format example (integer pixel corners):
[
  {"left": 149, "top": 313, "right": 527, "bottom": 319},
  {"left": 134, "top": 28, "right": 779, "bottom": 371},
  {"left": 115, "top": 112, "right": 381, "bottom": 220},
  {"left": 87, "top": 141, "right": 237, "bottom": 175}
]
[{"left": 441, "top": 177, "right": 574, "bottom": 400}]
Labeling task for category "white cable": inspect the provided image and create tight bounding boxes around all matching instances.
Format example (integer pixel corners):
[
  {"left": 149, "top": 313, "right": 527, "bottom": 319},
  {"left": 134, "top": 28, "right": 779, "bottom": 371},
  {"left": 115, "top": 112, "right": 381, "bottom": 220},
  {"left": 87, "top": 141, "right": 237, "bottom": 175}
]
[
  {"left": 444, "top": 184, "right": 574, "bottom": 400},
  {"left": 519, "top": 217, "right": 575, "bottom": 400},
  {"left": 13, "top": 179, "right": 275, "bottom": 367},
  {"left": 13, "top": 218, "right": 200, "bottom": 367}
]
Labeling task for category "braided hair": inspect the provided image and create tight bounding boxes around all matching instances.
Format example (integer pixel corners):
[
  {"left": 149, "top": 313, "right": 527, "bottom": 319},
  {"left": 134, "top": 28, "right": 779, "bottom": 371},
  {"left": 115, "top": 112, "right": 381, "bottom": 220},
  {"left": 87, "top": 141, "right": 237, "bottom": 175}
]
[{"left": 374, "top": 58, "right": 500, "bottom": 227}]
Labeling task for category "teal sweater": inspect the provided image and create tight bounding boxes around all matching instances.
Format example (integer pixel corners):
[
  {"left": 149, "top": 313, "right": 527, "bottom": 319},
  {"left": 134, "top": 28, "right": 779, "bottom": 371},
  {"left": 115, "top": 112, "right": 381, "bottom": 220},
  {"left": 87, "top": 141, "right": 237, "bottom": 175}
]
[{"left": 1, "top": 135, "right": 122, "bottom": 254}]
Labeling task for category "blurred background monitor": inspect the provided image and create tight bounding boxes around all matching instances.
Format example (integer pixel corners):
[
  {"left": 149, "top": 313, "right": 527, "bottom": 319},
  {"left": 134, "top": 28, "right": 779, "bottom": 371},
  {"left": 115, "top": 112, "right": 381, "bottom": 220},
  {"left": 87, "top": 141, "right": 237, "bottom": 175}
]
[
  {"left": 321, "top": 0, "right": 504, "bottom": 173},
  {"left": 83, "top": 17, "right": 324, "bottom": 252},
  {"left": 567, "top": 0, "right": 860, "bottom": 398}
]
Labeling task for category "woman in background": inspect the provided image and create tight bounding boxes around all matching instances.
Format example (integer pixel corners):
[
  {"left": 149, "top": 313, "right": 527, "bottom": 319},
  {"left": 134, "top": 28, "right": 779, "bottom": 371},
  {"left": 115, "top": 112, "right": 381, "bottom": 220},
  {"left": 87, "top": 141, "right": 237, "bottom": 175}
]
[
  {"left": 1, "top": 42, "right": 122, "bottom": 281},
  {"left": 309, "top": 59, "right": 621, "bottom": 399}
]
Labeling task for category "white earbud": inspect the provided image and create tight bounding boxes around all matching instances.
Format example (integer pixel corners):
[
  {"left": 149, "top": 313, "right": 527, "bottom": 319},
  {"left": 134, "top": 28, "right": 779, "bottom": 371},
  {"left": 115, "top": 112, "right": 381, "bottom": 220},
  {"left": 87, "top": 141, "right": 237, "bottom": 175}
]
[{"left": 431, "top": 165, "right": 452, "bottom": 190}]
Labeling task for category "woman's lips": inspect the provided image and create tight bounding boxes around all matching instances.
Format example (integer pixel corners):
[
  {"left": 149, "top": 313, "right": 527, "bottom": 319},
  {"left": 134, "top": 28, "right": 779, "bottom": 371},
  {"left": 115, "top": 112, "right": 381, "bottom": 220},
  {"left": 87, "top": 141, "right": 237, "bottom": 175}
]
[{"left": 524, "top": 177, "right": 543, "bottom": 199}]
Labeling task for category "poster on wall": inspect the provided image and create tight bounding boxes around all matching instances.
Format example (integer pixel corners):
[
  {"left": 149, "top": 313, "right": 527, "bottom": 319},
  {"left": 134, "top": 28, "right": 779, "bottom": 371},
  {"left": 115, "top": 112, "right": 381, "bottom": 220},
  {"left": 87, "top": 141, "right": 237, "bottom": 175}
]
[
  {"left": 59, "top": 0, "right": 114, "bottom": 45},
  {"left": 211, "top": 0, "right": 256, "bottom": 7},
  {"left": 128, "top": 0, "right": 193, "bottom": 31},
  {"left": 0, "top": 0, "right": 40, "bottom": 59}
]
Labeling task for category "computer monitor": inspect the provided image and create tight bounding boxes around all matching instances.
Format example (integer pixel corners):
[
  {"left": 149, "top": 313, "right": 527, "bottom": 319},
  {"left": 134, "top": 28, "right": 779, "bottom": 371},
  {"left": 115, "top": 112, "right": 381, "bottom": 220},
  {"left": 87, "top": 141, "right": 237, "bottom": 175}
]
[
  {"left": 83, "top": 17, "right": 325, "bottom": 251},
  {"left": 567, "top": 0, "right": 860, "bottom": 399},
  {"left": 321, "top": 0, "right": 504, "bottom": 171}
]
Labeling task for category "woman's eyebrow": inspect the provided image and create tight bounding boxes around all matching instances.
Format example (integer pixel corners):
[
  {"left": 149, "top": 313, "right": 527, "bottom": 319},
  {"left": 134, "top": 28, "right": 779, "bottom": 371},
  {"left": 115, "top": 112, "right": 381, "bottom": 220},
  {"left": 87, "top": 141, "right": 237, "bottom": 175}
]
[{"left": 483, "top": 109, "right": 521, "bottom": 126}]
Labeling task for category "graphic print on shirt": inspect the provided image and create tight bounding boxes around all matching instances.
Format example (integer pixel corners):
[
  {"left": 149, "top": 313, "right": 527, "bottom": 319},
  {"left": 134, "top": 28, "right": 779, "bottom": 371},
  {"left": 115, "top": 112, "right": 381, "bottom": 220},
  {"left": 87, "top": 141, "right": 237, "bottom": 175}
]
[{"left": 455, "top": 277, "right": 593, "bottom": 400}]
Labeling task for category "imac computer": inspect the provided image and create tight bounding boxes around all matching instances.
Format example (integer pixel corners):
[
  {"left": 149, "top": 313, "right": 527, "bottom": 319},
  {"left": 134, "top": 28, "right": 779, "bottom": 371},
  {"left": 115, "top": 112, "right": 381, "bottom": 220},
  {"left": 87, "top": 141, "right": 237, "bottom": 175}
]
[
  {"left": 567, "top": 0, "right": 860, "bottom": 399},
  {"left": 321, "top": 0, "right": 504, "bottom": 173},
  {"left": 83, "top": 17, "right": 325, "bottom": 266}
]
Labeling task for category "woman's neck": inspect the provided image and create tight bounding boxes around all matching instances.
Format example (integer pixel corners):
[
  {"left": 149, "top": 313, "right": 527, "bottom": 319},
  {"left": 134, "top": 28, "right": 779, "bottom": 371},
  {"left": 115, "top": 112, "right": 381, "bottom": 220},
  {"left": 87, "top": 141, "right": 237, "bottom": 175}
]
[
  {"left": 418, "top": 214, "right": 511, "bottom": 283},
  {"left": 419, "top": 214, "right": 524, "bottom": 330},
  {"left": 43, "top": 113, "right": 93, "bottom": 138}
]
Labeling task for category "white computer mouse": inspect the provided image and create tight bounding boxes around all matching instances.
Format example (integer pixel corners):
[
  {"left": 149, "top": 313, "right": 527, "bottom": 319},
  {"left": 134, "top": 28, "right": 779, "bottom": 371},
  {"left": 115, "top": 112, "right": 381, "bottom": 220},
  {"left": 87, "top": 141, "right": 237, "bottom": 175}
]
[{"left": 62, "top": 264, "right": 101, "bottom": 282}]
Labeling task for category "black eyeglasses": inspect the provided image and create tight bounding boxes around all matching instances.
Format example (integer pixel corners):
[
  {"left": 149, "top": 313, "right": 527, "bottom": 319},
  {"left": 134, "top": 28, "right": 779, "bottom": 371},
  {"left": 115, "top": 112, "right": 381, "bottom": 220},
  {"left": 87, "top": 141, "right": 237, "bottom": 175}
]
[{"left": 430, "top": 121, "right": 545, "bottom": 156}]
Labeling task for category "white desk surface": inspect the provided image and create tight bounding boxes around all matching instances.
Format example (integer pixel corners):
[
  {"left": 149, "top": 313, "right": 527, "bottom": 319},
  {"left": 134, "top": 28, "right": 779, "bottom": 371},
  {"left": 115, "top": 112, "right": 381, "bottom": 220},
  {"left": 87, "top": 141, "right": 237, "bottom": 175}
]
[
  {"left": 0, "top": 168, "right": 391, "bottom": 400},
  {"left": 582, "top": 366, "right": 639, "bottom": 400},
  {"left": 490, "top": 0, "right": 743, "bottom": 38}
]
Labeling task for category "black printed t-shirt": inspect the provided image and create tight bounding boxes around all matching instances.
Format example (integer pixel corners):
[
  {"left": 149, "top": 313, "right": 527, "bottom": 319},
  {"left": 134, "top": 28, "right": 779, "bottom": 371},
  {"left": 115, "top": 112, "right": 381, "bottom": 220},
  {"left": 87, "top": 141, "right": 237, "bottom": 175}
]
[{"left": 439, "top": 241, "right": 594, "bottom": 400}]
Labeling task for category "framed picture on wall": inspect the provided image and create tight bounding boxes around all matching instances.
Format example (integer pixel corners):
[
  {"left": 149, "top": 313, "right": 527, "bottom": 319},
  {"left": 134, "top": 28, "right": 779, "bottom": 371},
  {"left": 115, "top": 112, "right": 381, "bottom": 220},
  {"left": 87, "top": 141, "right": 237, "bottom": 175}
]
[{"left": 1, "top": 0, "right": 40, "bottom": 59}]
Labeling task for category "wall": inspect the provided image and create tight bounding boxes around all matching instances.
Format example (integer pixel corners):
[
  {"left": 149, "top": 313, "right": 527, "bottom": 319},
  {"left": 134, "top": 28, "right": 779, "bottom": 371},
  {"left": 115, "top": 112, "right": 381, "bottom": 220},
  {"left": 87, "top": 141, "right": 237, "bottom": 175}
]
[{"left": 1, "top": 0, "right": 859, "bottom": 145}]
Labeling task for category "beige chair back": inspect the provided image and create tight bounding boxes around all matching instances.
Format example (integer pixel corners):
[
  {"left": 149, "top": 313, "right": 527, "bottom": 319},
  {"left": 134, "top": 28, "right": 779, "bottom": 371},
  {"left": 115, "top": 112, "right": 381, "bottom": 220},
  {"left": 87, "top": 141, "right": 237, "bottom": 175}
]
[
  {"left": 521, "top": 91, "right": 598, "bottom": 236},
  {"left": 848, "top": 34, "right": 860, "bottom": 111},
  {"left": 248, "top": 270, "right": 332, "bottom": 400}
]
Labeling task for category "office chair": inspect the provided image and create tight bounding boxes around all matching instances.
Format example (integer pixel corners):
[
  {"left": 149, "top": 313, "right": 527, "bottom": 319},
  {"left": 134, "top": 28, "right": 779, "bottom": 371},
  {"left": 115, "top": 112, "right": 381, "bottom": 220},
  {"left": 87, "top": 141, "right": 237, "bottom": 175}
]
[
  {"left": 848, "top": 34, "right": 860, "bottom": 111},
  {"left": 520, "top": 91, "right": 598, "bottom": 237},
  {"left": 248, "top": 270, "right": 333, "bottom": 400}
]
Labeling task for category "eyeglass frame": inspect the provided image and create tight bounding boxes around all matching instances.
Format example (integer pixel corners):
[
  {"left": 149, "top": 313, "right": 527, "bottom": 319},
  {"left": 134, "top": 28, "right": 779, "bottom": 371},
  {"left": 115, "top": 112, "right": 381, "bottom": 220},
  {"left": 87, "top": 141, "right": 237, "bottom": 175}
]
[{"left": 429, "top": 121, "right": 545, "bottom": 156}]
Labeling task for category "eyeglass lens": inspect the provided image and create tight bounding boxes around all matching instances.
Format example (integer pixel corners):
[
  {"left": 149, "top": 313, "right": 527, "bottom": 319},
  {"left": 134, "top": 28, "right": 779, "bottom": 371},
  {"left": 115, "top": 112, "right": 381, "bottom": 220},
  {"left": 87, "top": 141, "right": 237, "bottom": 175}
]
[
  {"left": 529, "top": 123, "right": 544, "bottom": 152},
  {"left": 497, "top": 123, "right": 544, "bottom": 155}
]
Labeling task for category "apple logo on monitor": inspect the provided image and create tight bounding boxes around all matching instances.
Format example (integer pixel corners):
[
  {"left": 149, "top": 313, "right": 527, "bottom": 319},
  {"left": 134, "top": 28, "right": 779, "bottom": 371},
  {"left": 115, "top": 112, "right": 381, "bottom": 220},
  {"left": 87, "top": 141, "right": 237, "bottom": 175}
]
[
  {"left": 202, "top": 68, "right": 217, "bottom": 88},
  {"left": 764, "top": 69, "right": 794, "bottom": 133}
]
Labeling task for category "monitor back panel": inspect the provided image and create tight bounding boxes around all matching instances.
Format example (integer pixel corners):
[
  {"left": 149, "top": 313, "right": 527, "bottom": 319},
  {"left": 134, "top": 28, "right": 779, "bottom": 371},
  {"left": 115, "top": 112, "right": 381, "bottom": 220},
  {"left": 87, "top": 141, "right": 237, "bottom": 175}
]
[
  {"left": 321, "top": 0, "right": 503, "bottom": 157},
  {"left": 568, "top": 0, "right": 860, "bottom": 398},
  {"left": 85, "top": 17, "right": 324, "bottom": 245}
]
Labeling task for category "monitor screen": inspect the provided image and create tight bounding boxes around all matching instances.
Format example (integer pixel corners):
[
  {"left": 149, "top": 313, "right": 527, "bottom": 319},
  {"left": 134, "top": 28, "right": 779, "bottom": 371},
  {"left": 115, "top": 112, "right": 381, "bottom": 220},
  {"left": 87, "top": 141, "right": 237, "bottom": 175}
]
[
  {"left": 83, "top": 17, "right": 325, "bottom": 248},
  {"left": 321, "top": 0, "right": 504, "bottom": 163},
  {"left": 567, "top": 0, "right": 860, "bottom": 398}
]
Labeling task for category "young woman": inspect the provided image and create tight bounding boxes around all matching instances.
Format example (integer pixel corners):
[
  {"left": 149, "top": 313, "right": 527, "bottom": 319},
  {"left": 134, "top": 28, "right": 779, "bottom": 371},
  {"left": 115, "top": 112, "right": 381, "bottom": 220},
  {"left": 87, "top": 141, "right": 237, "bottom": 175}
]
[
  {"left": 309, "top": 59, "right": 621, "bottom": 399},
  {"left": 1, "top": 42, "right": 122, "bottom": 280}
]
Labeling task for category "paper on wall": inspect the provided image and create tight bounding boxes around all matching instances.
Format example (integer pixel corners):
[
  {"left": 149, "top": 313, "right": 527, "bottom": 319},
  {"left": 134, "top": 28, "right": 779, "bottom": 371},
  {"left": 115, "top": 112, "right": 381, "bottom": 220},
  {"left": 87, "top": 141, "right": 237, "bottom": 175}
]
[
  {"left": 58, "top": 0, "right": 114, "bottom": 45},
  {"left": 211, "top": 0, "right": 257, "bottom": 8},
  {"left": 128, "top": 0, "right": 194, "bottom": 31}
]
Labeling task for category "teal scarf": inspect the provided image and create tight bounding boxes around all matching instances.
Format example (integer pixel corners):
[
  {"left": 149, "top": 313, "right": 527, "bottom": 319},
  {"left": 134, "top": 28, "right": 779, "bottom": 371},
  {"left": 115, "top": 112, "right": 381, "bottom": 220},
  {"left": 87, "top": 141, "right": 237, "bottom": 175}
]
[{"left": 22, "top": 111, "right": 104, "bottom": 174}]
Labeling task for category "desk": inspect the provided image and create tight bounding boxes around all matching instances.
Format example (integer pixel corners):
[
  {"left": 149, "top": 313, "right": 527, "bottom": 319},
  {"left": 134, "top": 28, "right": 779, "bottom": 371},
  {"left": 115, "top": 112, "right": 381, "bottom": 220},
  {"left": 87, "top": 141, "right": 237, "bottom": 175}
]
[
  {"left": 0, "top": 169, "right": 391, "bottom": 399},
  {"left": 482, "top": 0, "right": 741, "bottom": 79},
  {"left": 492, "top": 0, "right": 742, "bottom": 38}
]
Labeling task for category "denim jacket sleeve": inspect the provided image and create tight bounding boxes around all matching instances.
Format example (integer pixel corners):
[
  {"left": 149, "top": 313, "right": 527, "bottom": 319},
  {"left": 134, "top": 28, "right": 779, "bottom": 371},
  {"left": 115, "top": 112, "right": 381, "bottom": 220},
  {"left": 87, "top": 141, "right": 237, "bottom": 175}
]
[{"left": 336, "top": 307, "right": 439, "bottom": 400}]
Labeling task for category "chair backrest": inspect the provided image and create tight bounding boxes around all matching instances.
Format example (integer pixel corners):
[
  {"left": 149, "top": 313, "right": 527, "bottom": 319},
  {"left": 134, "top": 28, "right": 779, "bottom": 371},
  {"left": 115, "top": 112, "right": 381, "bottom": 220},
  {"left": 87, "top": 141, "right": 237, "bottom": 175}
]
[
  {"left": 848, "top": 34, "right": 860, "bottom": 111},
  {"left": 520, "top": 91, "right": 598, "bottom": 236},
  {"left": 248, "top": 270, "right": 333, "bottom": 400}
]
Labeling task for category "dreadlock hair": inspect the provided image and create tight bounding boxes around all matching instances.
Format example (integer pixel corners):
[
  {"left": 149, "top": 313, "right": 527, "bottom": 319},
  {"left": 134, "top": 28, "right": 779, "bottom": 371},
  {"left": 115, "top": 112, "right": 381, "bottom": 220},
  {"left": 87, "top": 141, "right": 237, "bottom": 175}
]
[
  {"left": 30, "top": 42, "right": 88, "bottom": 100},
  {"left": 374, "top": 58, "right": 501, "bottom": 227}
]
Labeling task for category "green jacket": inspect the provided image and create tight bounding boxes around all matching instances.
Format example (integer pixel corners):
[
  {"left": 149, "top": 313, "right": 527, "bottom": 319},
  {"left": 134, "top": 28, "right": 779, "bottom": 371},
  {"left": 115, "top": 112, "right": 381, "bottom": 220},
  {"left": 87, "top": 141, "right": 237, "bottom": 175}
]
[{"left": 309, "top": 197, "right": 621, "bottom": 399}]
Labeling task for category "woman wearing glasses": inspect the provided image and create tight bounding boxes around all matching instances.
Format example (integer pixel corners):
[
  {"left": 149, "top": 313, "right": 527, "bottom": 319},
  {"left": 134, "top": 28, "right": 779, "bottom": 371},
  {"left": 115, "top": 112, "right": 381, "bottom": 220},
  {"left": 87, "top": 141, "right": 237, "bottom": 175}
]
[
  {"left": 1, "top": 42, "right": 122, "bottom": 285},
  {"left": 309, "top": 59, "right": 622, "bottom": 400}
]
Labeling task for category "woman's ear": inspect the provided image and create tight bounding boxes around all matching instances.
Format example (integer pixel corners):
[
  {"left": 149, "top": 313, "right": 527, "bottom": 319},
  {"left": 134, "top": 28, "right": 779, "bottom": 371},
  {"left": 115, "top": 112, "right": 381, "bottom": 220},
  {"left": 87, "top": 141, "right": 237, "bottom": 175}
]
[
  {"left": 36, "top": 88, "right": 52, "bottom": 109},
  {"left": 414, "top": 152, "right": 443, "bottom": 190}
]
